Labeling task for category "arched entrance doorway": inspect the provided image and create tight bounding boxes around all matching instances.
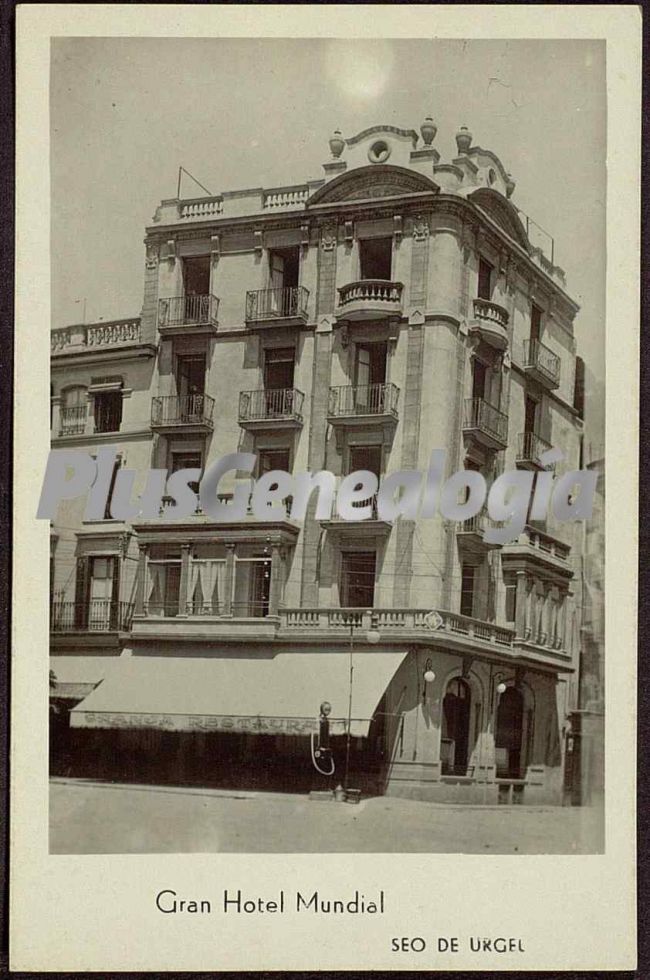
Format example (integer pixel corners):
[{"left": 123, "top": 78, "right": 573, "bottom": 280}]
[
  {"left": 495, "top": 686, "right": 525, "bottom": 778},
  {"left": 441, "top": 678, "right": 471, "bottom": 775}
]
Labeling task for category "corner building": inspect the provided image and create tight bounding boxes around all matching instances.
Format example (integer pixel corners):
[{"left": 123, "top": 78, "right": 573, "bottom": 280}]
[{"left": 50, "top": 122, "right": 586, "bottom": 804}]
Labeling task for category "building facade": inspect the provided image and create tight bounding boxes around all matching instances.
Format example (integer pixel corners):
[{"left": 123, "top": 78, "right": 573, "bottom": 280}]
[{"left": 50, "top": 121, "right": 588, "bottom": 804}]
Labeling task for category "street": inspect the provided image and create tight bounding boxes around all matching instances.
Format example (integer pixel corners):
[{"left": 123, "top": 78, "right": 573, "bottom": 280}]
[{"left": 50, "top": 778, "right": 604, "bottom": 854}]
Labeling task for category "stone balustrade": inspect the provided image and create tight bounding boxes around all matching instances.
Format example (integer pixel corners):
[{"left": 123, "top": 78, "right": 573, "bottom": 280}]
[{"left": 51, "top": 318, "right": 141, "bottom": 354}]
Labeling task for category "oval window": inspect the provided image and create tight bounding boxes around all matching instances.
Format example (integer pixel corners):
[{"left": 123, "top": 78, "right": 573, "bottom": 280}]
[
  {"left": 488, "top": 168, "right": 497, "bottom": 186},
  {"left": 368, "top": 140, "right": 391, "bottom": 164}
]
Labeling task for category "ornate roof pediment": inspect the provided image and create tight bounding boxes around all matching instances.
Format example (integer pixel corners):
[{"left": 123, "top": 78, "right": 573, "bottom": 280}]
[
  {"left": 468, "top": 188, "right": 531, "bottom": 252},
  {"left": 307, "top": 165, "right": 439, "bottom": 207}
]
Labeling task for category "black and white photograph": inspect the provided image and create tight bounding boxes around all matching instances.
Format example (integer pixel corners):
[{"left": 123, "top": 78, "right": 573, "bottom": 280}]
[
  {"left": 10, "top": 6, "right": 639, "bottom": 974},
  {"left": 45, "top": 35, "right": 607, "bottom": 854}
]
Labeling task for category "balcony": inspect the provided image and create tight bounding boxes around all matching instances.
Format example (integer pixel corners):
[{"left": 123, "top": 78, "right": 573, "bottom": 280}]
[
  {"left": 501, "top": 524, "right": 572, "bottom": 579},
  {"left": 522, "top": 339, "right": 560, "bottom": 389},
  {"left": 157, "top": 295, "right": 219, "bottom": 336},
  {"left": 50, "top": 600, "right": 134, "bottom": 633},
  {"left": 319, "top": 498, "right": 393, "bottom": 538},
  {"left": 335, "top": 280, "right": 403, "bottom": 322},
  {"left": 150, "top": 394, "right": 215, "bottom": 434},
  {"left": 462, "top": 397, "right": 508, "bottom": 452},
  {"left": 468, "top": 298, "right": 509, "bottom": 351},
  {"left": 278, "top": 607, "right": 572, "bottom": 668},
  {"left": 245, "top": 286, "right": 309, "bottom": 328},
  {"left": 238, "top": 387, "right": 305, "bottom": 431},
  {"left": 456, "top": 514, "right": 501, "bottom": 553},
  {"left": 51, "top": 318, "right": 144, "bottom": 356},
  {"left": 327, "top": 383, "right": 400, "bottom": 438},
  {"left": 59, "top": 406, "right": 87, "bottom": 437},
  {"left": 516, "top": 431, "right": 553, "bottom": 470}
]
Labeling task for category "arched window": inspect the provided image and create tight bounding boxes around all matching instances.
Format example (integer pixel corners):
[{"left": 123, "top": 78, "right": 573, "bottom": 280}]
[
  {"left": 441, "top": 677, "right": 471, "bottom": 775},
  {"left": 60, "top": 385, "right": 87, "bottom": 435},
  {"left": 495, "top": 686, "right": 525, "bottom": 778}
]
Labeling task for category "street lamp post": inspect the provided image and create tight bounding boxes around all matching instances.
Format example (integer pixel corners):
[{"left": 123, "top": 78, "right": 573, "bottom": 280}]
[{"left": 342, "top": 610, "right": 381, "bottom": 796}]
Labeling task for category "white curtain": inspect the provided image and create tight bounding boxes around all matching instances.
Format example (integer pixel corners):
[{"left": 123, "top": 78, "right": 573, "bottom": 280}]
[
  {"left": 189, "top": 560, "right": 225, "bottom": 615},
  {"left": 147, "top": 564, "right": 163, "bottom": 615}
]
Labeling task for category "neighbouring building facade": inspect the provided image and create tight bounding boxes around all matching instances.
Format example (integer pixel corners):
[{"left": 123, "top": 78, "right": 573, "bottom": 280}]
[{"left": 49, "top": 121, "right": 591, "bottom": 804}]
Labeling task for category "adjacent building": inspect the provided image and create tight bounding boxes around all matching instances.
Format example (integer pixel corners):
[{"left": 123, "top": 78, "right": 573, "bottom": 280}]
[{"left": 50, "top": 120, "right": 591, "bottom": 804}]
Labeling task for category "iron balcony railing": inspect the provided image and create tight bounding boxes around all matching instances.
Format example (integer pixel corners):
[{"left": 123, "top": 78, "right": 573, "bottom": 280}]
[
  {"left": 59, "top": 406, "right": 87, "bottom": 436},
  {"left": 238, "top": 387, "right": 305, "bottom": 423},
  {"left": 328, "top": 382, "right": 400, "bottom": 418},
  {"left": 337, "top": 279, "right": 403, "bottom": 308},
  {"left": 158, "top": 294, "right": 219, "bottom": 329},
  {"left": 516, "top": 431, "right": 553, "bottom": 467},
  {"left": 463, "top": 397, "right": 508, "bottom": 445},
  {"left": 50, "top": 600, "right": 134, "bottom": 633},
  {"left": 523, "top": 339, "right": 561, "bottom": 386},
  {"left": 151, "top": 394, "right": 215, "bottom": 428},
  {"left": 245, "top": 286, "right": 309, "bottom": 322}
]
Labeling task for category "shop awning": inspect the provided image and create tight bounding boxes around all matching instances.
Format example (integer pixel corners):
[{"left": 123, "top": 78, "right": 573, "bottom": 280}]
[
  {"left": 69, "top": 651, "right": 408, "bottom": 737},
  {"left": 50, "top": 656, "right": 119, "bottom": 700}
]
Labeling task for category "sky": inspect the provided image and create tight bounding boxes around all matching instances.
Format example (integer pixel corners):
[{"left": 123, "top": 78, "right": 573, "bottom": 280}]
[{"left": 51, "top": 38, "right": 606, "bottom": 387}]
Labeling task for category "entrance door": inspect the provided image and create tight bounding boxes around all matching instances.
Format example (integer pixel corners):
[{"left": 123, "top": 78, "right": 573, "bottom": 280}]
[
  {"left": 340, "top": 552, "right": 376, "bottom": 607},
  {"left": 495, "top": 686, "right": 525, "bottom": 778},
  {"left": 441, "top": 678, "right": 472, "bottom": 774}
]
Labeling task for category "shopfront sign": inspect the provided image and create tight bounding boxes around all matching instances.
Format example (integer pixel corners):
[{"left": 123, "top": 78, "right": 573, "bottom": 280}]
[{"left": 70, "top": 711, "right": 352, "bottom": 735}]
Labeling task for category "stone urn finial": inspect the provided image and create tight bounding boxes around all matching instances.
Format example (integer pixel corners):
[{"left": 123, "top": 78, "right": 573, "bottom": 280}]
[
  {"left": 420, "top": 116, "right": 437, "bottom": 146},
  {"left": 329, "top": 129, "right": 345, "bottom": 159},
  {"left": 455, "top": 125, "right": 472, "bottom": 155}
]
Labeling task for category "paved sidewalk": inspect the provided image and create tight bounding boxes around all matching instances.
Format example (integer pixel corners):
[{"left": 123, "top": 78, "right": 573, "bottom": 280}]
[{"left": 50, "top": 778, "right": 604, "bottom": 855}]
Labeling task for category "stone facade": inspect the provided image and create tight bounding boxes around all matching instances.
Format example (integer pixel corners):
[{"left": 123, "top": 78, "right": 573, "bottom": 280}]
[{"left": 50, "top": 122, "right": 589, "bottom": 804}]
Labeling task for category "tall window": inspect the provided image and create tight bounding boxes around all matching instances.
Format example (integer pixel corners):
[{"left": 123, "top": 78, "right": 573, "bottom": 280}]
[
  {"left": 340, "top": 552, "right": 376, "bottom": 608},
  {"left": 524, "top": 395, "right": 538, "bottom": 435},
  {"left": 348, "top": 445, "right": 381, "bottom": 516},
  {"left": 61, "top": 386, "right": 87, "bottom": 435},
  {"left": 258, "top": 448, "right": 291, "bottom": 476},
  {"left": 505, "top": 581, "right": 517, "bottom": 624},
  {"left": 183, "top": 256, "right": 210, "bottom": 296},
  {"left": 530, "top": 303, "right": 542, "bottom": 342},
  {"left": 233, "top": 554, "right": 271, "bottom": 618},
  {"left": 441, "top": 678, "right": 472, "bottom": 775},
  {"left": 472, "top": 359, "right": 487, "bottom": 401},
  {"left": 94, "top": 391, "right": 122, "bottom": 433},
  {"left": 170, "top": 451, "right": 202, "bottom": 498},
  {"left": 176, "top": 355, "right": 206, "bottom": 414},
  {"left": 147, "top": 556, "right": 182, "bottom": 617},
  {"left": 267, "top": 247, "right": 300, "bottom": 316},
  {"left": 460, "top": 564, "right": 475, "bottom": 618},
  {"left": 74, "top": 554, "right": 120, "bottom": 629},
  {"left": 478, "top": 258, "right": 493, "bottom": 300},
  {"left": 358, "top": 237, "right": 392, "bottom": 280}
]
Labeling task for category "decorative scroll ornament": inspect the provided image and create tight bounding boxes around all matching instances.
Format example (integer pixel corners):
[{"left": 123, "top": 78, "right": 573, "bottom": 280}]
[
  {"left": 145, "top": 243, "right": 159, "bottom": 270},
  {"left": 320, "top": 223, "right": 337, "bottom": 251},
  {"left": 412, "top": 215, "right": 430, "bottom": 242}
]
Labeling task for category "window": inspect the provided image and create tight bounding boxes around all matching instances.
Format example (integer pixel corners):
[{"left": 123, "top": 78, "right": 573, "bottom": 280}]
[
  {"left": 183, "top": 256, "right": 211, "bottom": 297},
  {"left": 264, "top": 348, "right": 295, "bottom": 390},
  {"left": 233, "top": 554, "right": 271, "bottom": 618},
  {"left": 171, "top": 451, "right": 202, "bottom": 496},
  {"left": 530, "top": 303, "right": 542, "bottom": 342},
  {"left": 93, "top": 390, "right": 123, "bottom": 433},
  {"left": 258, "top": 449, "right": 291, "bottom": 476},
  {"left": 478, "top": 258, "right": 493, "bottom": 300},
  {"left": 74, "top": 554, "right": 120, "bottom": 629},
  {"left": 61, "top": 386, "right": 87, "bottom": 435},
  {"left": 460, "top": 564, "right": 475, "bottom": 618},
  {"left": 524, "top": 395, "right": 538, "bottom": 435},
  {"left": 340, "top": 551, "right": 376, "bottom": 608},
  {"left": 268, "top": 247, "right": 299, "bottom": 290},
  {"left": 147, "top": 558, "right": 182, "bottom": 617},
  {"left": 574, "top": 355, "right": 585, "bottom": 419},
  {"left": 505, "top": 582, "right": 517, "bottom": 623},
  {"left": 176, "top": 355, "right": 206, "bottom": 409},
  {"left": 103, "top": 459, "right": 121, "bottom": 519},
  {"left": 472, "top": 359, "right": 487, "bottom": 401},
  {"left": 348, "top": 446, "right": 381, "bottom": 516},
  {"left": 358, "top": 237, "right": 392, "bottom": 280},
  {"left": 355, "top": 342, "right": 387, "bottom": 388},
  {"left": 441, "top": 678, "right": 472, "bottom": 775}
]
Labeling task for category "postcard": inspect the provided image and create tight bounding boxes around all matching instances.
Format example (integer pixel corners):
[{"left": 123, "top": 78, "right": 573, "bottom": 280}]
[{"left": 10, "top": 4, "right": 639, "bottom": 972}]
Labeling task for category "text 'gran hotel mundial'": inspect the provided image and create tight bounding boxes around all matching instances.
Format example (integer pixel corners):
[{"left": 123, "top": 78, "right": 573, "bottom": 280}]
[{"left": 49, "top": 119, "right": 602, "bottom": 806}]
